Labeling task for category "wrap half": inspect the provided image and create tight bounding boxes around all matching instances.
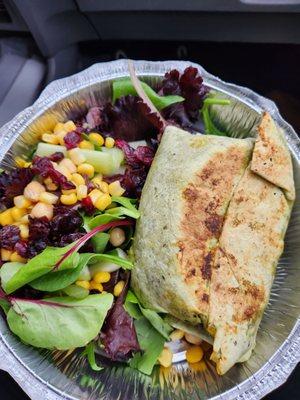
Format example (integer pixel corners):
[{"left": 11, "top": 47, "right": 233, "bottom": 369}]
[{"left": 132, "top": 126, "right": 254, "bottom": 323}]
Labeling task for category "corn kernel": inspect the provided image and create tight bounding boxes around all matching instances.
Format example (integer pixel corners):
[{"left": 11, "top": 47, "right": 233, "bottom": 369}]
[
  {"left": 113, "top": 280, "right": 125, "bottom": 297},
  {"left": 1, "top": 248, "right": 12, "bottom": 261},
  {"left": 24, "top": 181, "right": 46, "bottom": 202},
  {"left": 105, "top": 137, "right": 115, "bottom": 148},
  {"left": 0, "top": 209, "right": 14, "bottom": 226},
  {"left": 39, "top": 192, "right": 59, "bottom": 205},
  {"left": 14, "top": 195, "right": 32, "bottom": 209},
  {"left": 109, "top": 227, "right": 125, "bottom": 247},
  {"left": 10, "top": 251, "right": 26, "bottom": 263},
  {"left": 53, "top": 122, "right": 66, "bottom": 133},
  {"left": 89, "top": 281, "right": 104, "bottom": 292},
  {"left": 20, "top": 214, "right": 29, "bottom": 224},
  {"left": 170, "top": 329, "right": 185, "bottom": 342},
  {"left": 71, "top": 173, "right": 85, "bottom": 186},
  {"left": 75, "top": 280, "right": 90, "bottom": 290},
  {"left": 185, "top": 346, "right": 204, "bottom": 364},
  {"left": 95, "top": 193, "right": 112, "bottom": 211},
  {"left": 89, "top": 132, "right": 104, "bottom": 147},
  {"left": 60, "top": 193, "right": 77, "bottom": 205},
  {"left": 68, "top": 148, "right": 86, "bottom": 165},
  {"left": 11, "top": 207, "right": 27, "bottom": 221},
  {"left": 56, "top": 131, "right": 67, "bottom": 145},
  {"left": 77, "top": 184, "right": 88, "bottom": 200},
  {"left": 19, "top": 224, "right": 29, "bottom": 239},
  {"left": 59, "top": 158, "right": 77, "bottom": 174},
  {"left": 88, "top": 189, "right": 102, "bottom": 204},
  {"left": 158, "top": 348, "right": 173, "bottom": 368},
  {"left": 98, "top": 181, "right": 109, "bottom": 194},
  {"left": 64, "top": 120, "right": 76, "bottom": 132},
  {"left": 108, "top": 181, "right": 125, "bottom": 197},
  {"left": 93, "top": 271, "right": 111, "bottom": 284},
  {"left": 91, "top": 177, "right": 103, "bottom": 187},
  {"left": 42, "top": 133, "right": 59, "bottom": 144},
  {"left": 31, "top": 202, "right": 54, "bottom": 220},
  {"left": 44, "top": 177, "right": 58, "bottom": 191},
  {"left": 77, "top": 163, "right": 94, "bottom": 178},
  {"left": 79, "top": 140, "right": 94, "bottom": 150},
  {"left": 185, "top": 333, "right": 202, "bottom": 345},
  {"left": 15, "top": 156, "right": 27, "bottom": 167},
  {"left": 62, "top": 189, "right": 77, "bottom": 195}
]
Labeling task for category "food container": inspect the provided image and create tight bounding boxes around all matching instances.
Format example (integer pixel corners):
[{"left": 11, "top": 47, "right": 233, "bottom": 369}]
[{"left": 0, "top": 59, "right": 299, "bottom": 400}]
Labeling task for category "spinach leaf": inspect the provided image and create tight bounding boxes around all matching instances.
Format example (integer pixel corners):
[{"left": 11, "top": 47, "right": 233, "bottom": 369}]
[
  {"left": 30, "top": 253, "right": 133, "bottom": 292},
  {"left": 0, "top": 262, "right": 23, "bottom": 291},
  {"left": 88, "top": 214, "right": 121, "bottom": 230},
  {"left": 129, "top": 317, "right": 165, "bottom": 375},
  {"left": 0, "top": 298, "right": 10, "bottom": 315},
  {"left": 125, "top": 291, "right": 172, "bottom": 340},
  {"left": 4, "top": 245, "right": 79, "bottom": 294},
  {"left": 82, "top": 341, "right": 103, "bottom": 371},
  {"left": 91, "top": 232, "right": 110, "bottom": 253},
  {"left": 112, "top": 79, "right": 184, "bottom": 111},
  {"left": 106, "top": 207, "right": 139, "bottom": 220},
  {"left": 201, "top": 96, "right": 230, "bottom": 136},
  {"left": 7, "top": 293, "right": 113, "bottom": 350},
  {"left": 111, "top": 196, "right": 138, "bottom": 211}
]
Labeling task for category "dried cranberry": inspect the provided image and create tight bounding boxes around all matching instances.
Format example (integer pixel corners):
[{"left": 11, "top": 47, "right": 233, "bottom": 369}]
[
  {"left": 0, "top": 168, "right": 34, "bottom": 209},
  {"left": 64, "top": 131, "right": 81, "bottom": 150},
  {"left": 81, "top": 196, "right": 95, "bottom": 215},
  {"left": 0, "top": 225, "right": 20, "bottom": 250},
  {"left": 32, "top": 156, "right": 75, "bottom": 190},
  {"left": 51, "top": 208, "right": 82, "bottom": 236},
  {"left": 14, "top": 240, "right": 28, "bottom": 258},
  {"left": 28, "top": 216, "right": 50, "bottom": 242},
  {"left": 48, "top": 152, "right": 64, "bottom": 162},
  {"left": 113, "top": 139, "right": 154, "bottom": 197}
]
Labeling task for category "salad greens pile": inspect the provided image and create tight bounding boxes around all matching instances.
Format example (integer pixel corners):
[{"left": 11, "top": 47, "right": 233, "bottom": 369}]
[{"left": 0, "top": 64, "right": 227, "bottom": 376}]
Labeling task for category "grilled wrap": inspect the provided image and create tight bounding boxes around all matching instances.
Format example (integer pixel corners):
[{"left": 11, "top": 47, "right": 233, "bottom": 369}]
[
  {"left": 132, "top": 126, "right": 254, "bottom": 323},
  {"left": 132, "top": 113, "right": 294, "bottom": 374}
]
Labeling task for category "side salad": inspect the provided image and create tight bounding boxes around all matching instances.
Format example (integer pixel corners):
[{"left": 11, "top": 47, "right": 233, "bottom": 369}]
[{"left": 0, "top": 65, "right": 227, "bottom": 375}]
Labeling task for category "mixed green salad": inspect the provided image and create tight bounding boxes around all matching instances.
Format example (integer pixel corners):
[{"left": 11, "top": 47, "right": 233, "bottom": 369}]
[{"left": 0, "top": 64, "right": 227, "bottom": 375}]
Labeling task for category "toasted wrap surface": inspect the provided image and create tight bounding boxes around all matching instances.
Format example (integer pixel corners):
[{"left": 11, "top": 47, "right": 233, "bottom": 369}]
[
  {"left": 132, "top": 126, "right": 254, "bottom": 323},
  {"left": 251, "top": 112, "right": 295, "bottom": 201},
  {"left": 132, "top": 113, "right": 295, "bottom": 374},
  {"left": 209, "top": 167, "right": 292, "bottom": 374}
]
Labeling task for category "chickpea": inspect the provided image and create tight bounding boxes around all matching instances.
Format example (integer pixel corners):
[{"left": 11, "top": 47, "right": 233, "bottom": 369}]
[
  {"left": 109, "top": 228, "right": 125, "bottom": 247},
  {"left": 24, "top": 181, "right": 46, "bottom": 202},
  {"left": 30, "top": 202, "right": 53, "bottom": 220}
]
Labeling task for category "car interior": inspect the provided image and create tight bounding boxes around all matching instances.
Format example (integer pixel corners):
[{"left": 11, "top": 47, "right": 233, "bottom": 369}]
[{"left": 0, "top": 1, "right": 299, "bottom": 399}]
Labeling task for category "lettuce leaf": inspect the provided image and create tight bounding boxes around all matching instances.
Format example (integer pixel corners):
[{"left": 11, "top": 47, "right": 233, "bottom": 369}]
[
  {"left": 7, "top": 293, "right": 113, "bottom": 350},
  {"left": 129, "top": 317, "right": 165, "bottom": 375},
  {"left": 125, "top": 291, "right": 172, "bottom": 340},
  {"left": 30, "top": 252, "right": 133, "bottom": 292},
  {"left": 3, "top": 244, "right": 78, "bottom": 294},
  {"left": 112, "top": 79, "right": 184, "bottom": 111}
]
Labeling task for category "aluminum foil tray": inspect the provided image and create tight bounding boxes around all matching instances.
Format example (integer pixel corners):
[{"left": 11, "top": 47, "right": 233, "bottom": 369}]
[{"left": 0, "top": 59, "right": 299, "bottom": 400}]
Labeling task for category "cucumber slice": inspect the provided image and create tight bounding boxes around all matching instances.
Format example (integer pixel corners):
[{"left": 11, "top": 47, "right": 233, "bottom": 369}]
[
  {"left": 35, "top": 143, "right": 124, "bottom": 176},
  {"left": 80, "top": 148, "right": 124, "bottom": 175},
  {"left": 35, "top": 143, "right": 67, "bottom": 157}
]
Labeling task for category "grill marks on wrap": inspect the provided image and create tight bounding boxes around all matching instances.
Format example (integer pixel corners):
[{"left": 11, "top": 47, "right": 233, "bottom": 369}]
[{"left": 178, "top": 147, "right": 251, "bottom": 316}]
